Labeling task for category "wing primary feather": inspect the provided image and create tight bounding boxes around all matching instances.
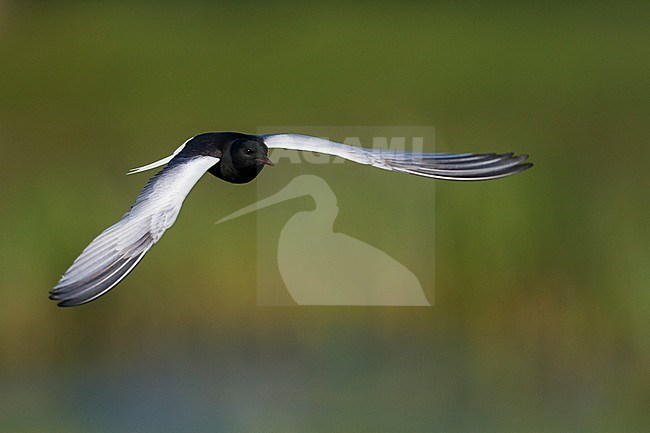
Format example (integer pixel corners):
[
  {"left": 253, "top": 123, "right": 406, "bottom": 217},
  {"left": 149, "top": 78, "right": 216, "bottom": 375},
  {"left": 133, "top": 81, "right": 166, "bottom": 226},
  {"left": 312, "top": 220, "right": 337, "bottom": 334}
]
[
  {"left": 51, "top": 232, "right": 154, "bottom": 295},
  {"left": 53, "top": 250, "right": 149, "bottom": 307}
]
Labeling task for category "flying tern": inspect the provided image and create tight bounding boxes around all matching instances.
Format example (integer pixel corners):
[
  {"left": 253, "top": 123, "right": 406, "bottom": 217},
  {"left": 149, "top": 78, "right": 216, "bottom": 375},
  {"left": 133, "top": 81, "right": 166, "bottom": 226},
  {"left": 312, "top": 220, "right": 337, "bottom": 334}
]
[{"left": 50, "top": 132, "right": 532, "bottom": 306}]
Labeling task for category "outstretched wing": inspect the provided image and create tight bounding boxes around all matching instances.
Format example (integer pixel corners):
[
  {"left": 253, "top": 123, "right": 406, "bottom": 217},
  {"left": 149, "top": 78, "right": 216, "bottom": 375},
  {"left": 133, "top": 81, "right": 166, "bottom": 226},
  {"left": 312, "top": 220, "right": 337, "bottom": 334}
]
[
  {"left": 50, "top": 155, "right": 219, "bottom": 307},
  {"left": 126, "top": 138, "right": 190, "bottom": 175},
  {"left": 262, "top": 133, "right": 532, "bottom": 181}
]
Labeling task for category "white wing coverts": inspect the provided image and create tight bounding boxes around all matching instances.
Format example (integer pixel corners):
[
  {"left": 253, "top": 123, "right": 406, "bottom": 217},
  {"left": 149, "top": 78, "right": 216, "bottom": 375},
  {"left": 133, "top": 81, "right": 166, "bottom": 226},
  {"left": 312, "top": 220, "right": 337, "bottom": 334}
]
[
  {"left": 50, "top": 155, "right": 219, "bottom": 306},
  {"left": 262, "top": 134, "right": 531, "bottom": 180}
]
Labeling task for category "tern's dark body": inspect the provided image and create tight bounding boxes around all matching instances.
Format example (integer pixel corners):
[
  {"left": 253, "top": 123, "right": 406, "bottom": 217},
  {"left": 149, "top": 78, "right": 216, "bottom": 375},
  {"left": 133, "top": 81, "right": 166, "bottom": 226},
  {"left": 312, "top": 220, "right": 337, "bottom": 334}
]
[{"left": 179, "top": 132, "right": 273, "bottom": 184}]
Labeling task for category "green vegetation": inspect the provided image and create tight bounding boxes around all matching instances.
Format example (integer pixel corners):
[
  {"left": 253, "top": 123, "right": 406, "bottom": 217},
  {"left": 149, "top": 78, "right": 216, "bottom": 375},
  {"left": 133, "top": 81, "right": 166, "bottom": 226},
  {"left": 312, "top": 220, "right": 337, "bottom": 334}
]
[{"left": 0, "top": 1, "right": 648, "bottom": 431}]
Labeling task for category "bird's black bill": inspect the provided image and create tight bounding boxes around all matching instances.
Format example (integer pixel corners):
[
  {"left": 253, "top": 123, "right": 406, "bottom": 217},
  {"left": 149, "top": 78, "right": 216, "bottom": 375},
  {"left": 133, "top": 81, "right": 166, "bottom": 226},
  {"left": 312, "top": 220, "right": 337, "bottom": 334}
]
[{"left": 256, "top": 157, "right": 274, "bottom": 166}]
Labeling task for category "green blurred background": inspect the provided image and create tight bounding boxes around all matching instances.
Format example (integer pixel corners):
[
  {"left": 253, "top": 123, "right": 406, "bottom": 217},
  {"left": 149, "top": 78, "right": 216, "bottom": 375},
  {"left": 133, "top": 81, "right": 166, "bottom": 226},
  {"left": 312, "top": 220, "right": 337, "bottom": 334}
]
[{"left": 1, "top": 1, "right": 648, "bottom": 431}]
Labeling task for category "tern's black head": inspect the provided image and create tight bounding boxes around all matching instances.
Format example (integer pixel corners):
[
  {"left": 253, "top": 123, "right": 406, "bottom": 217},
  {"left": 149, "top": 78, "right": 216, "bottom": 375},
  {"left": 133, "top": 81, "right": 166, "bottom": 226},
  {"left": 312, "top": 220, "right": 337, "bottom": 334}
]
[
  {"left": 178, "top": 132, "right": 273, "bottom": 184},
  {"left": 231, "top": 138, "right": 274, "bottom": 170}
]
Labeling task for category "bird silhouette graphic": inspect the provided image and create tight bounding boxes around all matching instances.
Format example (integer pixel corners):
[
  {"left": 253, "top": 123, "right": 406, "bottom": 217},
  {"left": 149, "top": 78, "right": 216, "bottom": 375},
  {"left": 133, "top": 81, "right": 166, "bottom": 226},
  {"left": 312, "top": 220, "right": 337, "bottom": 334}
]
[
  {"left": 50, "top": 132, "right": 531, "bottom": 306},
  {"left": 217, "top": 175, "right": 430, "bottom": 306}
]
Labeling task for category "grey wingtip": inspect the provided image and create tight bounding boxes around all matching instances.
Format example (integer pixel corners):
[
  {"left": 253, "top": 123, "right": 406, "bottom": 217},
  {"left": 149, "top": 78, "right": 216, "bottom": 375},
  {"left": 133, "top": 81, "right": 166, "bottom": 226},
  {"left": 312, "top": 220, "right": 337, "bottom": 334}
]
[
  {"left": 502, "top": 161, "right": 533, "bottom": 178},
  {"left": 49, "top": 288, "right": 84, "bottom": 307},
  {"left": 406, "top": 151, "right": 533, "bottom": 181},
  {"left": 49, "top": 295, "right": 81, "bottom": 308}
]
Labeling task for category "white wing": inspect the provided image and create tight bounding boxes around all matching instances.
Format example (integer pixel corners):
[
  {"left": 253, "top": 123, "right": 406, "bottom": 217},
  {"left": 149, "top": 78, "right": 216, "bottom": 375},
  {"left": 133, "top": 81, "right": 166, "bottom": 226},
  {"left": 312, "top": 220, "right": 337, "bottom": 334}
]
[
  {"left": 126, "top": 138, "right": 191, "bottom": 175},
  {"left": 262, "top": 133, "right": 531, "bottom": 181},
  {"left": 50, "top": 155, "right": 219, "bottom": 307}
]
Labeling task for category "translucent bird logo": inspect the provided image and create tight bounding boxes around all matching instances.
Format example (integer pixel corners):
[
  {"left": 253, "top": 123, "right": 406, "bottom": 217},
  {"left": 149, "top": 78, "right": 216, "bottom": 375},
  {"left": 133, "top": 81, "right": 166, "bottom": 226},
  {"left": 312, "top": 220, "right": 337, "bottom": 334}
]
[{"left": 217, "top": 175, "right": 430, "bottom": 306}]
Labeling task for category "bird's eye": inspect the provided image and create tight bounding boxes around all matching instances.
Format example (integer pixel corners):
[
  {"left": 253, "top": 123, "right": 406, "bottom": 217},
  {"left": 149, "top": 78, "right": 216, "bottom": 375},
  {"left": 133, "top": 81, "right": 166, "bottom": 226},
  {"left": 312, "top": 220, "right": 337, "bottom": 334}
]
[{"left": 245, "top": 148, "right": 254, "bottom": 155}]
